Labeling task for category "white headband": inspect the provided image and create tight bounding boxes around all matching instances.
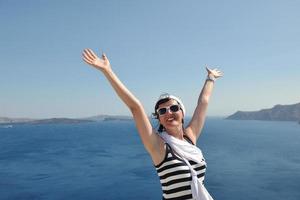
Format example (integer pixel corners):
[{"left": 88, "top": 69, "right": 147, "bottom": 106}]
[{"left": 155, "top": 93, "right": 186, "bottom": 116}]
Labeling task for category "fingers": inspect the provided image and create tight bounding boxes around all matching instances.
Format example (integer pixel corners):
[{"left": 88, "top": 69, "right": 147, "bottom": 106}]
[
  {"left": 208, "top": 66, "right": 221, "bottom": 73},
  {"left": 205, "top": 65, "right": 223, "bottom": 77},
  {"left": 205, "top": 66, "right": 212, "bottom": 73},
  {"left": 82, "top": 51, "right": 93, "bottom": 63},
  {"left": 82, "top": 56, "right": 93, "bottom": 65},
  {"left": 216, "top": 70, "right": 223, "bottom": 77},
  {"left": 214, "top": 69, "right": 223, "bottom": 76},
  {"left": 82, "top": 48, "right": 108, "bottom": 63},
  {"left": 87, "top": 49, "right": 97, "bottom": 59},
  {"left": 83, "top": 49, "right": 95, "bottom": 60},
  {"left": 214, "top": 69, "right": 221, "bottom": 73},
  {"left": 102, "top": 53, "right": 108, "bottom": 61},
  {"left": 82, "top": 49, "right": 97, "bottom": 65}
]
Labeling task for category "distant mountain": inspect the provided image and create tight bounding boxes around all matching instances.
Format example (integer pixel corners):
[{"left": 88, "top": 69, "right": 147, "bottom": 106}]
[
  {"left": 0, "top": 117, "right": 35, "bottom": 124},
  {"left": 29, "top": 118, "right": 93, "bottom": 124},
  {"left": 0, "top": 117, "right": 93, "bottom": 125},
  {"left": 226, "top": 102, "right": 300, "bottom": 122},
  {"left": 0, "top": 115, "right": 132, "bottom": 125},
  {"left": 82, "top": 115, "right": 132, "bottom": 121}
]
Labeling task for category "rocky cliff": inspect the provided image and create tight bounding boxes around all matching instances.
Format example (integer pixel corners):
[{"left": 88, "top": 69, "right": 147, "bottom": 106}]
[{"left": 226, "top": 102, "right": 300, "bottom": 122}]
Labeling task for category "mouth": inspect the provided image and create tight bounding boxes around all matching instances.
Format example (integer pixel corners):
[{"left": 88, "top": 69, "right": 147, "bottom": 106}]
[
  {"left": 167, "top": 118, "right": 174, "bottom": 121},
  {"left": 166, "top": 117, "right": 176, "bottom": 123}
]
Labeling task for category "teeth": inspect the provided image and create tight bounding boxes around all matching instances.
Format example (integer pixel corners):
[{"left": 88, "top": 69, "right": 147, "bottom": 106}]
[{"left": 167, "top": 118, "right": 174, "bottom": 121}]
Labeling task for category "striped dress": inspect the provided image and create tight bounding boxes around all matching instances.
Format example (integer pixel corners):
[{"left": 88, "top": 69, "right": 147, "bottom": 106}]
[{"left": 154, "top": 135, "right": 207, "bottom": 200}]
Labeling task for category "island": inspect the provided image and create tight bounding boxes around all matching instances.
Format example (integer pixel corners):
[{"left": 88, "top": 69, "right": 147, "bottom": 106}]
[
  {"left": 29, "top": 118, "right": 94, "bottom": 124},
  {"left": 226, "top": 102, "right": 300, "bottom": 122},
  {"left": 0, "top": 117, "right": 93, "bottom": 125},
  {"left": 0, "top": 115, "right": 133, "bottom": 125},
  {"left": 84, "top": 115, "right": 133, "bottom": 121}
]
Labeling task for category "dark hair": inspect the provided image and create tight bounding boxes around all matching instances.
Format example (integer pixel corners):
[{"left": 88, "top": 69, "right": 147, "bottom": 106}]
[{"left": 153, "top": 98, "right": 184, "bottom": 133}]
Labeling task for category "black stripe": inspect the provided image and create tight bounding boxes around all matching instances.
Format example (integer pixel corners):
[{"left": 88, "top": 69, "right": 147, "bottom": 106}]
[
  {"left": 163, "top": 185, "right": 191, "bottom": 194},
  {"left": 188, "top": 160, "right": 206, "bottom": 166},
  {"left": 197, "top": 172, "right": 205, "bottom": 178},
  {"left": 161, "top": 173, "right": 204, "bottom": 187},
  {"left": 165, "top": 155, "right": 180, "bottom": 162},
  {"left": 163, "top": 194, "right": 193, "bottom": 200},
  {"left": 155, "top": 143, "right": 173, "bottom": 168},
  {"left": 160, "top": 170, "right": 190, "bottom": 180},
  {"left": 188, "top": 160, "right": 198, "bottom": 165},
  {"left": 162, "top": 177, "right": 192, "bottom": 187},
  {"left": 194, "top": 165, "right": 206, "bottom": 171},
  {"left": 157, "top": 162, "right": 187, "bottom": 173},
  {"left": 156, "top": 153, "right": 182, "bottom": 169}
]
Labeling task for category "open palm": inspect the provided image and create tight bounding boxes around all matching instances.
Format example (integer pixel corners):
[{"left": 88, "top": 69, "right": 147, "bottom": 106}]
[
  {"left": 82, "top": 49, "right": 111, "bottom": 72},
  {"left": 206, "top": 66, "right": 223, "bottom": 78}
]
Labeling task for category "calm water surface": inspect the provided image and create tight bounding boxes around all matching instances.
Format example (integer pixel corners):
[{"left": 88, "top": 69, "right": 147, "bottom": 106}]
[{"left": 0, "top": 118, "right": 299, "bottom": 200}]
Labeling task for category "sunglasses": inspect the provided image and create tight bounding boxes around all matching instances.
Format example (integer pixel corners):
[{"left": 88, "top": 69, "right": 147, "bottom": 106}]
[{"left": 157, "top": 104, "right": 181, "bottom": 115}]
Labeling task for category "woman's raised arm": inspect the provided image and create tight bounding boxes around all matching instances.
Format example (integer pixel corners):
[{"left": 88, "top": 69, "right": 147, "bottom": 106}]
[
  {"left": 82, "top": 49, "right": 160, "bottom": 154},
  {"left": 185, "top": 67, "right": 223, "bottom": 143}
]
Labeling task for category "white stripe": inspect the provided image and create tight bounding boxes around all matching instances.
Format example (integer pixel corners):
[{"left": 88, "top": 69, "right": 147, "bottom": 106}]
[
  {"left": 156, "top": 153, "right": 183, "bottom": 169},
  {"left": 160, "top": 132, "right": 214, "bottom": 200},
  {"left": 196, "top": 169, "right": 206, "bottom": 176},
  {"left": 160, "top": 172, "right": 191, "bottom": 184},
  {"left": 158, "top": 164, "right": 189, "bottom": 177},
  {"left": 162, "top": 181, "right": 191, "bottom": 191}
]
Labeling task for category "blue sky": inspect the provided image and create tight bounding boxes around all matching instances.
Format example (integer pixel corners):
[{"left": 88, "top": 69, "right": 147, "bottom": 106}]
[{"left": 0, "top": 0, "right": 299, "bottom": 118}]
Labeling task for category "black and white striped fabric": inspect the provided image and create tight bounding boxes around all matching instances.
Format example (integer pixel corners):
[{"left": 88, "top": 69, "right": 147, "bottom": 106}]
[{"left": 155, "top": 136, "right": 207, "bottom": 200}]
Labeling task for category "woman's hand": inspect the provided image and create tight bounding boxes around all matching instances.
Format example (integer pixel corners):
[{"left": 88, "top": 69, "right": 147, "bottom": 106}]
[
  {"left": 206, "top": 66, "right": 223, "bottom": 79},
  {"left": 82, "top": 49, "right": 111, "bottom": 72}
]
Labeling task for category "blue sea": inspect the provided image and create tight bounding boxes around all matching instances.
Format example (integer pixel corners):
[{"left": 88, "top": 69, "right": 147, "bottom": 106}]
[{"left": 0, "top": 118, "right": 300, "bottom": 200}]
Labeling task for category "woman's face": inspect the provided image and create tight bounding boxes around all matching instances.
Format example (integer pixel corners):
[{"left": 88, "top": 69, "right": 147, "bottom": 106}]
[{"left": 157, "top": 99, "right": 184, "bottom": 130}]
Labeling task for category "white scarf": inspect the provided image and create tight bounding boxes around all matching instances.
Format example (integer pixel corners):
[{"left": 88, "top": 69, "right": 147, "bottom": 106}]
[{"left": 160, "top": 132, "right": 214, "bottom": 200}]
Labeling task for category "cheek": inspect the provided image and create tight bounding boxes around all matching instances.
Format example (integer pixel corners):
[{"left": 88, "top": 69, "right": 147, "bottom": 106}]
[
  {"left": 176, "top": 113, "right": 184, "bottom": 122},
  {"left": 158, "top": 116, "right": 168, "bottom": 124},
  {"left": 175, "top": 111, "right": 182, "bottom": 117},
  {"left": 158, "top": 115, "right": 163, "bottom": 122}
]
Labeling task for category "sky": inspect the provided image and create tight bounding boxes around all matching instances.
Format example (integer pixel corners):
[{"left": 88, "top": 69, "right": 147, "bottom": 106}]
[{"left": 0, "top": 0, "right": 299, "bottom": 119}]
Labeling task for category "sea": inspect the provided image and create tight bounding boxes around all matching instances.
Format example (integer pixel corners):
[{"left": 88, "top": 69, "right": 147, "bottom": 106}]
[{"left": 0, "top": 117, "right": 299, "bottom": 200}]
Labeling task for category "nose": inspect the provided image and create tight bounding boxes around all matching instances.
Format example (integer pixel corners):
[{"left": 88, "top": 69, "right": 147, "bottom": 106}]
[{"left": 166, "top": 108, "right": 173, "bottom": 114}]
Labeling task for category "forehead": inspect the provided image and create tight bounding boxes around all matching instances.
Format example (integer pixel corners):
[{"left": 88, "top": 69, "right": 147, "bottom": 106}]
[{"left": 158, "top": 99, "right": 178, "bottom": 108}]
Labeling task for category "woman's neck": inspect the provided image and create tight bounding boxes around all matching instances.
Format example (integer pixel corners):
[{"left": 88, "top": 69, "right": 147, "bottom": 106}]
[{"left": 165, "top": 126, "right": 184, "bottom": 140}]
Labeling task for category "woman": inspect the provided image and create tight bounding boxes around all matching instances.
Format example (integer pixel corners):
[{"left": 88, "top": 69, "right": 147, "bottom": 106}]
[{"left": 82, "top": 49, "right": 222, "bottom": 200}]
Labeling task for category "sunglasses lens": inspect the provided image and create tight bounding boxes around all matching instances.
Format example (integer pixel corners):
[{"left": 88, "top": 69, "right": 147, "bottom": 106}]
[
  {"left": 158, "top": 108, "right": 167, "bottom": 115},
  {"left": 157, "top": 105, "right": 180, "bottom": 115},
  {"left": 170, "top": 105, "right": 179, "bottom": 112}
]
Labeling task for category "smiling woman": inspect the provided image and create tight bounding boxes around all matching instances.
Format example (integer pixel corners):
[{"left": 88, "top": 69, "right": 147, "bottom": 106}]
[{"left": 82, "top": 48, "right": 222, "bottom": 200}]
